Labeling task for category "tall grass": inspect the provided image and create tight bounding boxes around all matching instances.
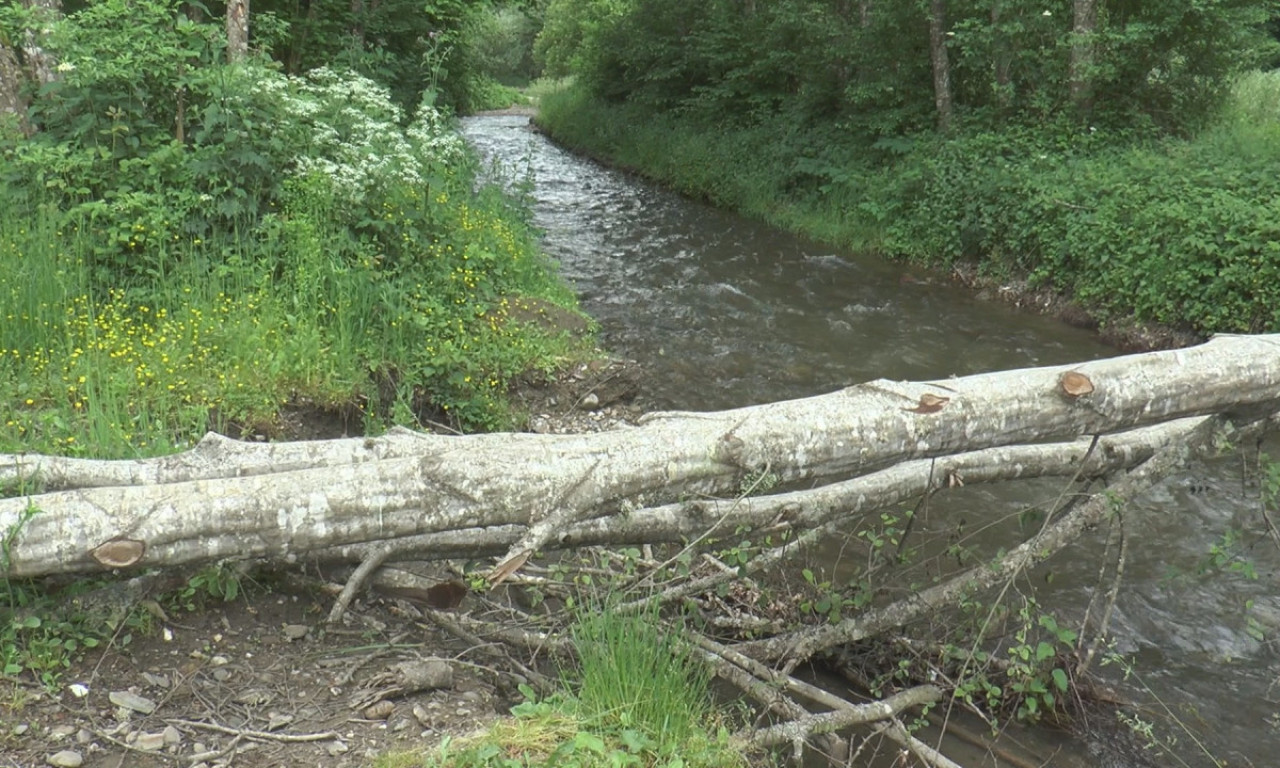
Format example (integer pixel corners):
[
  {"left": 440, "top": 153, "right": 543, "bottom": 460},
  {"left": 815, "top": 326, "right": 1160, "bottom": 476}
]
[
  {"left": 0, "top": 171, "right": 590, "bottom": 459},
  {"left": 570, "top": 603, "right": 715, "bottom": 748}
]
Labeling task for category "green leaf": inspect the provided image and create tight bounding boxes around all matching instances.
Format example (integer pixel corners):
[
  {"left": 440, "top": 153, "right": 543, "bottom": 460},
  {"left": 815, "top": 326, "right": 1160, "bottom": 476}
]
[
  {"left": 574, "top": 732, "right": 606, "bottom": 754},
  {"left": 1051, "top": 667, "right": 1069, "bottom": 692}
]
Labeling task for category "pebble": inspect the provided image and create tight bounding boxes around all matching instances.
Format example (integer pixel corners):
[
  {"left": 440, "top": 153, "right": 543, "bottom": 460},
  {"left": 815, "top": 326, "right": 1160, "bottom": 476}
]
[
  {"left": 163, "top": 725, "right": 182, "bottom": 745},
  {"left": 141, "top": 672, "right": 171, "bottom": 689},
  {"left": 363, "top": 700, "right": 395, "bottom": 720},
  {"left": 281, "top": 624, "right": 310, "bottom": 641},
  {"left": 461, "top": 690, "right": 482, "bottom": 702},
  {"left": 108, "top": 691, "right": 156, "bottom": 714},
  {"left": 135, "top": 731, "right": 166, "bottom": 751},
  {"left": 212, "top": 668, "right": 232, "bottom": 682},
  {"left": 46, "top": 750, "right": 83, "bottom": 767},
  {"left": 325, "top": 740, "right": 349, "bottom": 756},
  {"left": 11, "top": 723, "right": 28, "bottom": 736},
  {"left": 49, "top": 725, "right": 76, "bottom": 739},
  {"left": 412, "top": 704, "right": 431, "bottom": 727}
]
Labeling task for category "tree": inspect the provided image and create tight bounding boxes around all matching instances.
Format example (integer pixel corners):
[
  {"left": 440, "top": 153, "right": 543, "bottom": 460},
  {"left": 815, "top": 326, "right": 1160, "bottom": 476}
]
[
  {"left": 226, "top": 0, "right": 248, "bottom": 61},
  {"left": 4, "top": 334, "right": 1278, "bottom": 580},
  {"left": 0, "top": 36, "right": 30, "bottom": 134},
  {"left": 1069, "top": 0, "right": 1098, "bottom": 114},
  {"left": 927, "top": 0, "right": 952, "bottom": 130},
  {"left": 19, "top": 0, "right": 61, "bottom": 87}
]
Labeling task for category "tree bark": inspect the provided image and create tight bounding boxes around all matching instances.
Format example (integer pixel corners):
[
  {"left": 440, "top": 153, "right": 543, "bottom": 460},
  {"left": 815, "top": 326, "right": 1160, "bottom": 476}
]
[
  {"left": 3, "top": 334, "right": 1280, "bottom": 579},
  {"left": 19, "top": 0, "right": 61, "bottom": 87},
  {"left": 226, "top": 0, "right": 249, "bottom": 62},
  {"left": 927, "top": 0, "right": 953, "bottom": 131},
  {"left": 1069, "top": 0, "right": 1098, "bottom": 114},
  {"left": 349, "top": 0, "right": 364, "bottom": 48},
  {"left": 0, "top": 38, "right": 31, "bottom": 135},
  {"left": 990, "top": 1, "right": 1011, "bottom": 110}
]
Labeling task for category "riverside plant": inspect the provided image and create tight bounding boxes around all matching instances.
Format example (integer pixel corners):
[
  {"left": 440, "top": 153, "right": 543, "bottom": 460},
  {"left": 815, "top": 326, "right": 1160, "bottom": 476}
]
[
  {"left": 396, "top": 605, "right": 744, "bottom": 768},
  {"left": 1, "top": 61, "right": 590, "bottom": 458}
]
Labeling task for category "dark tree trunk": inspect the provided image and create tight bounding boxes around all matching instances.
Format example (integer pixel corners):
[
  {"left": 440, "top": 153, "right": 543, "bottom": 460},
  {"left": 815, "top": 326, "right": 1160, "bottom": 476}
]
[
  {"left": 0, "top": 39, "right": 31, "bottom": 136},
  {"left": 990, "top": 2, "right": 1011, "bottom": 109},
  {"left": 350, "top": 0, "right": 364, "bottom": 47},
  {"left": 927, "top": 0, "right": 953, "bottom": 131},
  {"left": 1070, "top": 0, "right": 1098, "bottom": 114},
  {"left": 288, "top": 0, "right": 320, "bottom": 74}
]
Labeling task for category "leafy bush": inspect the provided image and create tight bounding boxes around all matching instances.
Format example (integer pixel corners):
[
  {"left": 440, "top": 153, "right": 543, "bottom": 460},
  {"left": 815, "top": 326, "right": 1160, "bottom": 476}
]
[{"left": 1, "top": 4, "right": 592, "bottom": 456}]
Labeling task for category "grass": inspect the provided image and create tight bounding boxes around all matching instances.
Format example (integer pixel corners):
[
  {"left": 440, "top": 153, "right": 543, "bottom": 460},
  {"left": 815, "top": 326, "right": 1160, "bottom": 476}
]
[
  {"left": 0, "top": 173, "right": 593, "bottom": 458},
  {"left": 379, "top": 605, "right": 748, "bottom": 768}
]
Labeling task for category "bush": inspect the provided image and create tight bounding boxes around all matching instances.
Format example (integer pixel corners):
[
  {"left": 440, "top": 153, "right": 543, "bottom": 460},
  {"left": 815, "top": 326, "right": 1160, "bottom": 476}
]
[{"left": 1, "top": 9, "right": 591, "bottom": 457}]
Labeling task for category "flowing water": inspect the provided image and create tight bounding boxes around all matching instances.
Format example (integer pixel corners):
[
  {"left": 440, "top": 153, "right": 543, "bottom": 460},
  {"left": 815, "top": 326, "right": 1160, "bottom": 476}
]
[{"left": 462, "top": 114, "right": 1280, "bottom": 767}]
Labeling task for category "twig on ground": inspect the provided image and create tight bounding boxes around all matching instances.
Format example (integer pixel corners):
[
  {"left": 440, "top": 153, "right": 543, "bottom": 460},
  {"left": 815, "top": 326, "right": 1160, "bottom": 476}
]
[
  {"left": 84, "top": 727, "right": 184, "bottom": 763},
  {"left": 420, "top": 607, "right": 556, "bottom": 695},
  {"left": 328, "top": 544, "right": 393, "bottom": 624},
  {"left": 165, "top": 717, "right": 337, "bottom": 742}
]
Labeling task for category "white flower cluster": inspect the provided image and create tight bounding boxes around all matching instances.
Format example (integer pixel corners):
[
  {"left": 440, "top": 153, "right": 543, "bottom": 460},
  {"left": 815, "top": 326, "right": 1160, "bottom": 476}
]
[{"left": 251, "top": 66, "right": 467, "bottom": 204}]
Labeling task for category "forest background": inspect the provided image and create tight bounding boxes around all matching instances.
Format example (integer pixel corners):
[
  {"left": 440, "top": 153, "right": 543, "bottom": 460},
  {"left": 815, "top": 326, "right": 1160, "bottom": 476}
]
[{"left": 533, "top": 0, "right": 1280, "bottom": 340}]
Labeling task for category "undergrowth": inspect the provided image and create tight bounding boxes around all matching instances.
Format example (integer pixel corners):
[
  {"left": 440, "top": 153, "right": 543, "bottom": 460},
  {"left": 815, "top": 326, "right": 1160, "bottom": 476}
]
[
  {"left": 1, "top": 62, "right": 592, "bottom": 459},
  {"left": 388, "top": 605, "right": 745, "bottom": 768}
]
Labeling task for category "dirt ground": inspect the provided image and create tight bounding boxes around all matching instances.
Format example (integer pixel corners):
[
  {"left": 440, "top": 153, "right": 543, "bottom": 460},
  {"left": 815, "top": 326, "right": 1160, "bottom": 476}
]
[{"left": 4, "top": 584, "right": 523, "bottom": 768}]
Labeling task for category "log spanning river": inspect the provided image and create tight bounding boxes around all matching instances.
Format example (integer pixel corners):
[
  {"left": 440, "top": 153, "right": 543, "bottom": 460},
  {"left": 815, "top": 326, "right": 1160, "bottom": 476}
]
[{"left": 461, "top": 114, "right": 1280, "bottom": 767}]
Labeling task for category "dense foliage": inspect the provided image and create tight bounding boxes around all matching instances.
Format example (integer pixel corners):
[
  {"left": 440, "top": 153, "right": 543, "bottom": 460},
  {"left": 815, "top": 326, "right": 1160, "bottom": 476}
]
[
  {"left": 0, "top": 0, "right": 588, "bottom": 458},
  {"left": 534, "top": 0, "right": 1280, "bottom": 336},
  {"left": 540, "top": 0, "right": 1276, "bottom": 134}
]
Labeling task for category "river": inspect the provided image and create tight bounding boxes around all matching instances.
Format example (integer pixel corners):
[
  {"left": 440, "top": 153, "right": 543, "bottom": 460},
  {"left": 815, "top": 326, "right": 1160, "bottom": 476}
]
[{"left": 461, "top": 114, "right": 1280, "bottom": 767}]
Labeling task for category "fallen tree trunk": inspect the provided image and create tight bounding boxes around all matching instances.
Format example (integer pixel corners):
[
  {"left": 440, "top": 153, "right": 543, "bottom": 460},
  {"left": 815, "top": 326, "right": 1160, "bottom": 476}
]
[{"left": 2, "top": 333, "right": 1279, "bottom": 578}]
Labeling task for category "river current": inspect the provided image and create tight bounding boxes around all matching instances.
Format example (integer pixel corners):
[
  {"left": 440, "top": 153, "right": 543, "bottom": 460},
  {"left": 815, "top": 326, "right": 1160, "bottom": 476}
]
[{"left": 462, "top": 114, "right": 1280, "bottom": 767}]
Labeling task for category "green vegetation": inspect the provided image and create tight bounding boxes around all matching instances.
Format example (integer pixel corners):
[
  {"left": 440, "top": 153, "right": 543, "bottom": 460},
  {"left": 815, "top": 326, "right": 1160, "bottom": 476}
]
[
  {"left": 379, "top": 606, "right": 745, "bottom": 768},
  {"left": 533, "top": 0, "right": 1280, "bottom": 336},
  {"left": 0, "top": 0, "right": 590, "bottom": 460},
  {"left": 0, "top": 0, "right": 586, "bottom": 687}
]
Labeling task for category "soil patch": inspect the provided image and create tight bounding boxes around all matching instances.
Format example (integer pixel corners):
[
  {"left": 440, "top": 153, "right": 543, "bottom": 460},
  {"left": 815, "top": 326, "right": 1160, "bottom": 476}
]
[{"left": 4, "top": 582, "right": 520, "bottom": 768}]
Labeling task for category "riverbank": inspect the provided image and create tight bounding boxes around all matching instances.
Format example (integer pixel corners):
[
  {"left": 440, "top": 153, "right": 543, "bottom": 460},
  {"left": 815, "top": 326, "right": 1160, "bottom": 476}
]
[{"left": 533, "top": 77, "right": 1280, "bottom": 350}]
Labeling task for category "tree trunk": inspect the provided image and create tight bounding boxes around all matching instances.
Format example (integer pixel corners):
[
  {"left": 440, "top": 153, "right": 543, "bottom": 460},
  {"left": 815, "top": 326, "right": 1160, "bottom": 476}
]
[
  {"left": 19, "top": 0, "right": 61, "bottom": 87},
  {"left": 226, "top": 0, "right": 249, "bottom": 62},
  {"left": 990, "top": 1, "right": 1011, "bottom": 110},
  {"left": 349, "top": 0, "right": 364, "bottom": 48},
  {"left": 927, "top": 0, "right": 953, "bottom": 131},
  {"left": 287, "top": 0, "right": 319, "bottom": 74},
  {"left": 0, "top": 38, "right": 31, "bottom": 135},
  {"left": 4, "top": 334, "right": 1280, "bottom": 579},
  {"left": 1069, "top": 0, "right": 1098, "bottom": 114}
]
